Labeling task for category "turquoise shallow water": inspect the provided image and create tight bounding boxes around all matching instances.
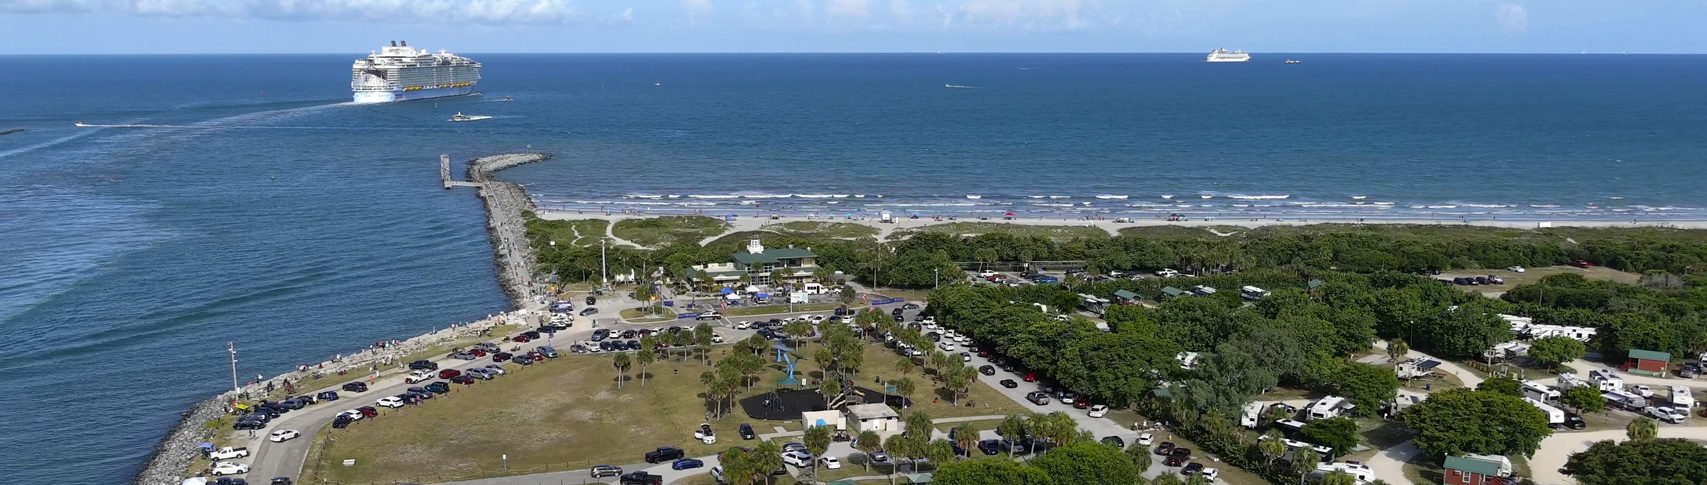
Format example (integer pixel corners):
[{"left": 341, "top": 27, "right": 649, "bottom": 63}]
[{"left": 1, "top": 53, "right": 1705, "bottom": 482}]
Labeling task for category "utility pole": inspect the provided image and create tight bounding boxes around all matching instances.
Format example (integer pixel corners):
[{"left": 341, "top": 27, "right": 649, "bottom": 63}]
[{"left": 228, "top": 342, "right": 240, "bottom": 402}]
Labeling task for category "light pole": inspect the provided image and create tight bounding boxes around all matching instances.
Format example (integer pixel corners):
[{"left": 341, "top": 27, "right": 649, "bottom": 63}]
[
  {"left": 934, "top": 268, "right": 939, "bottom": 288},
  {"left": 600, "top": 239, "right": 608, "bottom": 290},
  {"left": 228, "top": 342, "right": 240, "bottom": 403}
]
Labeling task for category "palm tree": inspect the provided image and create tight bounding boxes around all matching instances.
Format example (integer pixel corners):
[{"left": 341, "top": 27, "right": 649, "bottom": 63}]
[
  {"left": 855, "top": 430, "right": 884, "bottom": 472},
  {"left": 612, "top": 353, "right": 631, "bottom": 389},
  {"left": 820, "top": 379, "right": 843, "bottom": 408},
  {"left": 895, "top": 354, "right": 916, "bottom": 379},
  {"left": 751, "top": 440, "right": 784, "bottom": 485},
  {"left": 635, "top": 344, "right": 655, "bottom": 387},
  {"left": 1628, "top": 417, "right": 1659, "bottom": 441},
  {"left": 1321, "top": 470, "right": 1358, "bottom": 485},
  {"left": 1292, "top": 448, "right": 1320, "bottom": 483},
  {"left": 1152, "top": 473, "right": 1186, "bottom": 485},
  {"left": 1259, "top": 430, "right": 1287, "bottom": 466},
  {"left": 998, "top": 413, "right": 1028, "bottom": 459},
  {"left": 1125, "top": 442, "right": 1151, "bottom": 474},
  {"left": 699, "top": 370, "right": 717, "bottom": 414},
  {"left": 769, "top": 268, "right": 790, "bottom": 290},
  {"left": 924, "top": 438, "right": 956, "bottom": 469},
  {"left": 952, "top": 422, "right": 978, "bottom": 457},
  {"left": 804, "top": 425, "right": 832, "bottom": 482},
  {"left": 974, "top": 248, "right": 998, "bottom": 272},
  {"left": 720, "top": 447, "right": 755, "bottom": 485},
  {"left": 695, "top": 324, "right": 714, "bottom": 366},
  {"left": 893, "top": 378, "right": 916, "bottom": 415},
  {"left": 1387, "top": 338, "right": 1410, "bottom": 363}
]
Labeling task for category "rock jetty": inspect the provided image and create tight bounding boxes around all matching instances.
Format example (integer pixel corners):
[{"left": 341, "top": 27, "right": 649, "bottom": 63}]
[{"left": 465, "top": 152, "right": 552, "bottom": 307}]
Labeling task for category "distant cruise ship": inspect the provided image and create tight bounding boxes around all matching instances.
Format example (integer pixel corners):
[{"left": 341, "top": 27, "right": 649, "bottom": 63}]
[
  {"left": 351, "top": 41, "right": 481, "bottom": 104},
  {"left": 1206, "top": 48, "right": 1251, "bottom": 63}
]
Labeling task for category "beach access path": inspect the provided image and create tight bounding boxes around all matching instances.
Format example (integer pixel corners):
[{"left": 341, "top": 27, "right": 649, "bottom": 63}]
[{"left": 1359, "top": 341, "right": 1484, "bottom": 485}]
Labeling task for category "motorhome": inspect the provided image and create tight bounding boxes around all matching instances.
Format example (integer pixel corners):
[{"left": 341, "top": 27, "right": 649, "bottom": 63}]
[
  {"left": 1589, "top": 369, "right": 1625, "bottom": 392},
  {"left": 1523, "top": 398, "right": 1566, "bottom": 427},
  {"left": 1177, "top": 352, "right": 1201, "bottom": 371},
  {"left": 1307, "top": 396, "right": 1354, "bottom": 421},
  {"left": 1524, "top": 324, "right": 1597, "bottom": 342},
  {"left": 1191, "top": 285, "right": 1217, "bottom": 296},
  {"left": 1671, "top": 386, "right": 1696, "bottom": 408},
  {"left": 1239, "top": 402, "right": 1264, "bottom": 429},
  {"left": 1395, "top": 358, "right": 1442, "bottom": 380},
  {"left": 1314, "top": 461, "right": 1376, "bottom": 483},
  {"left": 1602, "top": 390, "right": 1647, "bottom": 411},
  {"left": 1240, "top": 285, "right": 1269, "bottom": 300},
  {"left": 1521, "top": 380, "right": 1560, "bottom": 402},
  {"left": 1556, "top": 373, "right": 1589, "bottom": 391}
]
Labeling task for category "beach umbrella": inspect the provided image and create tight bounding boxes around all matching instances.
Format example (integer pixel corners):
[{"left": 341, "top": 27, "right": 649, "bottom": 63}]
[
  {"left": 1005, "top": 211, "right": 1015, "bottom": 217},
  {"left": 719, "top": 287, "right": 734, "bottom": 294}
]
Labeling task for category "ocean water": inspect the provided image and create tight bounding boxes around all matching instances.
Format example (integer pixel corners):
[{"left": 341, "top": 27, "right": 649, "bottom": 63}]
[{"left": 1, "top": 53, "right": 1706, "bottom": 482}]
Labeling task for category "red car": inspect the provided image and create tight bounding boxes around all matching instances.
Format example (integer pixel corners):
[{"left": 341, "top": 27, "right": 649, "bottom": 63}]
[
  {"left": 1074, "top": 400, "right": 1090, "bottom": 409},
  {"left": 511, "top": 335, "right": 531, "bottom": 343},
  {"left": 468, "top": 348, "right": 487, "bottom": 357},
  {"left": 437, "top": 369, "right": 462, "bottom": 379},
  {"left": 357, "top": 406, "right": 379, "bottom": 418},
  {"left": 449, "top": 375, "right": 476, "bottom": 385},
  {"left": 1570, "top": 260, "right": 1593, "bottom": 268},
  {"left": 1023, "top": 372, "right": 1038, "bottom": 382},
  {"left": 493, "top": 352, "right": 513, "bottom": 362}
]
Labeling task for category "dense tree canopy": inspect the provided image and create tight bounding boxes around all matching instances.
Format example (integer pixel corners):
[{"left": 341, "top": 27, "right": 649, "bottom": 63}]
[
  {"left": 1397, "top": 389, "right": 1552, "bottom": 456},
  {"left": 1330, "top": 363, "right": 1399, "bottom": 417},
  {"left": 1563, "top": 438, "right": 1707, "bottom": 485},
  {"left": 1030, "top": 442, "right": 1139, "bottom": 485},
  {"left": 932, "top": 458, "right": 1053, "bottom": 485}
]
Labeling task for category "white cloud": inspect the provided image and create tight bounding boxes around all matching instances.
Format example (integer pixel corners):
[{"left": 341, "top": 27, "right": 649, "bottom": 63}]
[
  {"left": 828, "top": 0, "right": 869, "bottom": 20},
  {"left": 7, "top": 0, "right": 621, "bottom": 25},
  {"left": 0, "top": 0, "right": 90, "bottom": 13},
  {"left": 796, "top": 0, "right": 815, "bottom": 24},
  {"left": 1496, "top": 4, "right": 1527, "bottom": 33},
  {"left": 889, "top": 0, "right": 911, "bottom": 24}
]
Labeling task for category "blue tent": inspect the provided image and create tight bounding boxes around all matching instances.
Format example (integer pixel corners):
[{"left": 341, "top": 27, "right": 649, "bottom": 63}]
[
  {"left": 756, "top": 293, "right": 770, "bottom": 299},
  {"left": 719, "top": 287, "right": 734, "bottom": 294}
]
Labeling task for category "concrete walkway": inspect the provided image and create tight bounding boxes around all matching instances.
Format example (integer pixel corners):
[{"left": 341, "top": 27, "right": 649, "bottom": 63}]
[{"left": 1371, "top": 340, "right": 1487, "bottom": 389}]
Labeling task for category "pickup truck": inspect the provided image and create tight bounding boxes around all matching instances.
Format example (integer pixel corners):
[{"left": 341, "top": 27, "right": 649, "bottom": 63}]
[
  {"left": 405, "top": 370, "right": 433, "bottom": 384},
  {"left": 644, "top": 446, "right": 685, "bottom": 463},
  {"left": 208, "top": 446, "right": 250, "bottom": 460}
]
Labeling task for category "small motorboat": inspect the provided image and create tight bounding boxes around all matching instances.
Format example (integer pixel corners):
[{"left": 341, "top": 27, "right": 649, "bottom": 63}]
[
  {"left": 449, "top": 112, "right": 492, "bottom": 122},
  {"left": 1285, "top": 59, "right": 1301, "bottom": 64}
]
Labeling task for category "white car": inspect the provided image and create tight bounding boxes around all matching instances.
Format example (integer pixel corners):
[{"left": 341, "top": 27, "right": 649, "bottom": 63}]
[
  {"left": 694, "top": 423, "right": 717, "bottom": 444},
  {"left": 710, "top": 466, "right": 725, "bottom": 482},
  {"left": 923, "top": 323, "right": 939, "bottom": 331},
  {"left": 210, "top": 462, "right": 249, "bottom": 476},
  {"left": 376, "top": 396, "right": 405, "bottom": 408},
  {"left": 1088, "top": 404, "right": 1109, "bottom": 418},
  {"left": 1633, "top": 385, "right": 1655, "bottom": 397},
  {"left": 921, "top": 317, "right": 937, "bottom": 325},
  {"left": 1508, "top": 266, "right": 1526, "bottom": 273},
  {"left": 956, "top": 335, "right": 971, "bottom": 344},
  {"left": 1201, "top": 468, "right": 1220, "bottom": 480},
  {"left": 1137, "top": 433, "right": 1154, "bottom": 446},
  {"left": 960, "top": 352, "right": 972, "bottom": 362},
  {"left": 337, "top": 410, "right": 365, "bottom": 421},
  {"left": 735, "top": 321, "right": 751, "bottom": 330},
  {"left": 809, "top": 315, "right": 826, "bottom": 323},
  {"left": 938, "top": 342, "right": 957, "bottom": 352},
  {"left": 404, "top": 370, "right": 432, "bottom": 384},
  {"left": 782, "top": 451, "right": 812, "bottom": 467},
  {"left": 819, "top": 456, "right": 842, "bottom": 469},
  {"left": 906, "top": 347, "right": 924, "bottom": 357},
  {"left": 1646, "top": 406, "right": 1687, "bottom": 424},
  {"left": 712, "top": 334, "right": 724, "bottom": 343},
  {"left": 268, "top": 429, "right": 301, "bottom": 442}
]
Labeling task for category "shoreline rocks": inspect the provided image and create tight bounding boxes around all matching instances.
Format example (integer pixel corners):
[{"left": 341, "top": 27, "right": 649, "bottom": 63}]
[{"left": 466, "top": 152, "right": 552, "bottom": 308}]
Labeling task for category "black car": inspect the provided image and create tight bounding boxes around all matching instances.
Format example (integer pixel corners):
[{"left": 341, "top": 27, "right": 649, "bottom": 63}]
[
  {"left": 1154, "top": 441, "right": 1175, "bottom": 455},
  {"left": 586, "top": 295, "right": 597, "bottom": 305},
  {"left": 591, "top": 329, "right": 610, "bottom": 341},
  {"left": 1165, "top": 448, "right": 1192, "bottom": 467},
  {"left": 999, "top": 379, "right": 1019, "bottom": 388},
  {"left": 619, "top": 472, "right": 662, "bottom": 485},
  {"left": 269, "top": 478, "right": 293, "bottom": 485},
  {"left": 1001, "top": 363, "right": 1017, "bottom": 372},
  {"left": 891, "top": 307, "right": 905, "bottom": 316},
  {"left": 407, "top": 360, "right": 438, "bottom": 371},
  {"left": 331, "top": 415, "right": 354, "bottom": 429},
  {"left": 580, "top": 307, "right": 599, "bottom": 316},
  {"left": 1101, "top": 436, "right": 1125, "bottom": 448},
  {"left": 590, "top": 464, "right": 623, "bottom": 478},
  {"left": 234, "top": 419, "right": 266, "bottom": 430},
  {"left": 522, "top": 330, "right": 542, "bottom": 340},
  {"left": 620, "top": 329, "right": 638, "bottom": 339},
  {"left": 977, "top": 439, "right": 1002, "bottom": 455},
  {"left": 341, "top": 381, "right": 368, "bottom": 393},
  {"left": 979, "top": 365, "right": 996, "bottom": 376},
  {"left": 599, "top": 341, "right": 616, "bottom": 351},
  {"left": 902, "top": 303, "right": 920, "bottom": 310},
  {"left": 740, "top": 423, "right": 756, "bottom": 440},
  {"left": 644, "top": 446, "right": 685, "bottom": 463},
  {"left": 1182, "top": 462, "right": 1205, "bottom": 475},
  {"left": 424, "top": 382, "right": 452, "bottom": 394},
  {"left": 1564, "top": 413, "right": 1587, "bottom": 430}
]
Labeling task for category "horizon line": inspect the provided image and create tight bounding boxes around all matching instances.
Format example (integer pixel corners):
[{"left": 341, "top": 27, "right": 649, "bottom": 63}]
[{"left": 0, "top": 51, "right": 1680, "bottom": 56}]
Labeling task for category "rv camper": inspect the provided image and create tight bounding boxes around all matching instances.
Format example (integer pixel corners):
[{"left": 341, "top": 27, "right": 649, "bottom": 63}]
[
  {"left": 1239, "top": 402, "right": 1264, "bottom": 429},
  {"left": 1307, "top": 396, "right": 1354, "bottom": 421},
  {"left": 1523, "top": 397, "right": 1566, "bottom": 427},
  {"left": 1589, "top": 369, "right": 1625, "bottom": 392},
  {"left": 1602, "top": 390, "right": 1647, "bottom": 411},
  {"left": 1521, "top": 380, "right": 1560, "bottom": 402},
  {"left": 1671, "top": 386, "right": 1696, "bottom": 408}
]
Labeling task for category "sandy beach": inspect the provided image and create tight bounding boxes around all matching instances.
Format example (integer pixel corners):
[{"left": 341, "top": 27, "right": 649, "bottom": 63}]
[{"left": 537, "top": 209, "right": 1707, "bottom": 245}]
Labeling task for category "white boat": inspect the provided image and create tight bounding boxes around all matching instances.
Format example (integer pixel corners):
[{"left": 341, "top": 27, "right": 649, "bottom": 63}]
[
  {"left": 1207, "top": 48, "right": 1251, "bottom": 63},
  {"left": 351, "top": 41, "right": 480, "bottom": 104},
  {"left": 1285, "top": 59, "right": 1301, "bottom": 64},
  {"left": 449, "top": 112, "right": 491, "bottom": 122}
]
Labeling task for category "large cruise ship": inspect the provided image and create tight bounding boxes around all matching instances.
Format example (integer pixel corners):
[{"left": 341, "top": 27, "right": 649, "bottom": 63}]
[
  {"left": 350, "top": 41, "right": 481, "bottom": 104},
  {"left": 1206, "top": 48, "right": 1251, "bottom": 63}
]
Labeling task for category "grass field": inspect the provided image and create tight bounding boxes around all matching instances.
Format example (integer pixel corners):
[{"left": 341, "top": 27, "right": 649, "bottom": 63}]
[
  {"left": 895, "top": 222, "right": 1111, "bottom": 241},
  {"left": 301, "top": 335, "right": 1012, "bottom": 483},
  {"left": 1442, "top": 264, "right": 1640, "bottom": 297},
  {"left": 620, "top": 307, "right": 678, "bottom": 323},
  {"left": 722, "top": 302, "right": 852, "bottom": 317},
  {"left": 525, "top": 216, "right": 612, "bottom": 247},
  {"left": 612, "top": 216, "right": 730, "bottom": 247},
  {"left": 766, "top": 221, "right": 881, "bottom": 240}
]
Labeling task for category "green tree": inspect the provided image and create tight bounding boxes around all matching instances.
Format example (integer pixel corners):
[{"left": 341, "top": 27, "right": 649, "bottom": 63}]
[
  {"left": 751, "top": 440, "right": 784, "bottom": 485},
  {"left": 1321, "top": 470, "right": 1359, "bottom": 485},
  {"left": 998, "top": 413, "right": 1029, "bottom": 459},
  {"left": 1563, "top": 385, "right": 1608, "bottom": 415},
  {"left": 1397, "top": 388, "right": 1552, "bottom": 456},
  {"left": 1477, "top": 377, "right": 1524, "bottom": 397},
  {"left": 695, "top": 322, "right": 715, "bottom": 366},
  {"left": 1300, "top": 418, "right": 1360, "bottom": 456},
  {"left": 924, "top": 438, "right": 957, "bottom": 467},
  {"left": 634, "top": 283, "right": 656, "bottom": 314},
  {"left": 952, "top": 422, "right": 979, "bottom": 457},
  {"left": 769, "top": 268, "right": 790, "bottom": 289},
  {"left": 1125, "top": 442, "right": 1152, "bottom": 474},
  {"left": 804, "top": 424, "right": 833, "bottom": 480},
  {"left": 1259, "top": 430, "right": 1288, "bottom": 466},
  {"left": 1332, "top": 363, "right": 1400, "bottom": 417},
  {"left": 635, "top": 342, "right": 655, "bottom": 387},
  {"left": 1562, "top": 438, "right": 1707, "bottom": 485},
  {"left": 785, "top": 320, "right": 813, "bottom": 349},
  {"left": 1152, "top": 474, "right": 1186, "bottom": 485},
  {"left": 1627, "top": 417, "right": 1658, "bottom": 441},
  {"left": 1291, "top": 448, "right": 1321, "bottom": 483},
  {"left": 841, "top": 285, "right": 857, "bottom": 305},
  {"left": 894, "top": 378, "right": 917, "bottom": 416},
  {"left": 1530, "top": 336, "right": 1588, "bottom": 369},
  {"left": 719, "top": 447, "right": 757, "bottom": 485},
  {"left": 975, "top": 248, "right": 999, "bottom": 272},
  {"left": 933, "top": 458, "right": 1052, "bottom": 485},
  {"left": 1031, "top": 441, "right": 1140, "bottom": 485},
  {"left": 855, "top": 430, "right": 884, "bottom": 472},
  {"left": 612, "top": 352, "right": 630, "bottom": 389},
  {"left": 1386, "top": 338, "right": 1410, "bottom": 363}
]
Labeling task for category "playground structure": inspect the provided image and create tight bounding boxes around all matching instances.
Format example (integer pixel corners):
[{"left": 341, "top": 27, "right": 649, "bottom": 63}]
[{"left": 774, "top": 343, "right": 802, "bottom": 386}]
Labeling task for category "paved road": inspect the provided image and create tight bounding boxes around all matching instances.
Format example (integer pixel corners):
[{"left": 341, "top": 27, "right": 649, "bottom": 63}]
[{"left": 1360, "top": 341, "right": 1480, "bottom": 485}]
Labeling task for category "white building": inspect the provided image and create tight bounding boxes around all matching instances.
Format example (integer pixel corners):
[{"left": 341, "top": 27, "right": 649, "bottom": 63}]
[{"left": 844, "top": 404, "right": 900, "bottom": 433}]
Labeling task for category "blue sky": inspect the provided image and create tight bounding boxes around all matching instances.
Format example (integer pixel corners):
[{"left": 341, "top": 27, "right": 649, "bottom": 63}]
[{"left": 0, "top": 0, "right": 1701, "bottom": 54}]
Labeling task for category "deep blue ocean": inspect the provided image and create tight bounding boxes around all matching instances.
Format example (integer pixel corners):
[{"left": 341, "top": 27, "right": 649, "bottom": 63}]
[{"left": 2, "top": 53, "right": 1706, "bottom": 483}]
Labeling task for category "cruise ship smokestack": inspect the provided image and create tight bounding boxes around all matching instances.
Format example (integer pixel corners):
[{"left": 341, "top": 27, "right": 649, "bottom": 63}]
[
  {"left": 390, "top": 41, "right": 396, "bottom": 47},
  {"left": 400, "top": 40, "right": 407, "bottom": 47}
]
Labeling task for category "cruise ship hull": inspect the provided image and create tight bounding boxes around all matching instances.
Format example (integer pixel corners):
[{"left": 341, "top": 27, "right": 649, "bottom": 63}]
[
  {"left": 1206, "top": 58, "right": 1249, "bottom": 63},
  {"left": 353, "top": 85, "right": 477, "bottom": 104}
]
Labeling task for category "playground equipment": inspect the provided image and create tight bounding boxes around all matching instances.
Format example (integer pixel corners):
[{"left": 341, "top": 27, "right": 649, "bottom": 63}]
[{"left": 774, "top": 343, "right": 802, "bottom": 386}]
